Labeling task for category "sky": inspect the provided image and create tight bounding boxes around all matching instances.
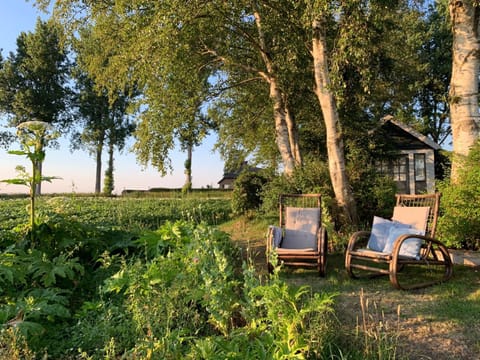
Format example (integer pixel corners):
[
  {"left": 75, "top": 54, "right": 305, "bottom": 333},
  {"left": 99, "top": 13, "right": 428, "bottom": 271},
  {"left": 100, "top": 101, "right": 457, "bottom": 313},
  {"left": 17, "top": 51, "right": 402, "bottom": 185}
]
[{"left": 0, "top": 0, "right": 224, "bottom": 194}]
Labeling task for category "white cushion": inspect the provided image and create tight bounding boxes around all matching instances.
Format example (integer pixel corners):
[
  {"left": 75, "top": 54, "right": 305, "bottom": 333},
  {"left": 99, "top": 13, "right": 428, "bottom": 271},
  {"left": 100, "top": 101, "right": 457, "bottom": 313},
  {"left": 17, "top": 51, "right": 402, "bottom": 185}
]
[
  {"left": 367, "top": 216, "right": 393, "bottom": 252},
  {"left": 269, "top": 225, "right": 283, "bottom": 248},
  {"left": 383, "top": 225, "right": 424, "bottom": 258}
]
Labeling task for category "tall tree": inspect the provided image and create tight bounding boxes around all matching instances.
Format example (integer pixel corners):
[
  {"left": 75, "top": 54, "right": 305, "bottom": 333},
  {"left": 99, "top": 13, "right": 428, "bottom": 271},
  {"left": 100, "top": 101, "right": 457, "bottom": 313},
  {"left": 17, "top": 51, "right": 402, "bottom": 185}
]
[
  {"left": 72, "top": 26, "right": 136, "bottom": 194},
  {"left": 71, "top": 72, "right": 109, "bottom": 193},
  {"left": 415, "top": 2, "right": 452, "bottom": 145},
  {"left": 40, "top": 1, "right": 304, "bottom": 178},
  {"left": 0, "top": 18, "right": 71, "bottom": 194},
  {"left": 73, "top": 71, "right": 135, "bottom": 194},
  {"left": 448, "top": 0, "right": 480, "bottom": 180}
]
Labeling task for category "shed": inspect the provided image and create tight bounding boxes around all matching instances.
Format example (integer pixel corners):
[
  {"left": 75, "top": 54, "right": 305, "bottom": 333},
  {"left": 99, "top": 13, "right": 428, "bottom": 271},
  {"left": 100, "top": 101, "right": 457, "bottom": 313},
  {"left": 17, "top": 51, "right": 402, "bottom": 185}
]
[
  {"left": 375, "top": 115, "right": 441, "bottom": 194},
  {"left": 217, "top": 161, "right": 262, "bottom": 189}
]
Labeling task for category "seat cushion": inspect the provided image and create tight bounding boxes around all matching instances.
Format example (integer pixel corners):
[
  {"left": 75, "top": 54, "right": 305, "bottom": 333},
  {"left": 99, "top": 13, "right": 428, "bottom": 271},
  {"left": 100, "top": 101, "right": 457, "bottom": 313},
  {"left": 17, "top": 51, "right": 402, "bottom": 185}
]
[
  {"left": 281, "top": 229, "right": 317, "bottom": 250},
  {"left": 269, "top": 225, "right": 283, "bottom": 248},
  {"left": 367, "top": 216, "right": 393, "bottom": 252}
]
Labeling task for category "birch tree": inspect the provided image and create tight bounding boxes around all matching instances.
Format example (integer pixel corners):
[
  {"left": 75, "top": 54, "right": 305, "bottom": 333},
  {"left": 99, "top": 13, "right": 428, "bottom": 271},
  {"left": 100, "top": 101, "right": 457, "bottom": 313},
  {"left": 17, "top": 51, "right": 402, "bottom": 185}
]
[{"left": 448, "top": 0, "right": 480, "bottom": 180}]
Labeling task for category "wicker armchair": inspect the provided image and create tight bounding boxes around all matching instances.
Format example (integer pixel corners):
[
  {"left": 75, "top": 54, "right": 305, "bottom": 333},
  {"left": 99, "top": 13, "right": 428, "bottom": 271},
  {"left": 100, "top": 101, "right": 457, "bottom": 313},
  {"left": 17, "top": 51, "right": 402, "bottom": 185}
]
[
  {"left": 345, "top": 193, "right": 453, "bottom": 290},
  {"left": 266, "top": 194, "right": 327, "bottom": 276}
]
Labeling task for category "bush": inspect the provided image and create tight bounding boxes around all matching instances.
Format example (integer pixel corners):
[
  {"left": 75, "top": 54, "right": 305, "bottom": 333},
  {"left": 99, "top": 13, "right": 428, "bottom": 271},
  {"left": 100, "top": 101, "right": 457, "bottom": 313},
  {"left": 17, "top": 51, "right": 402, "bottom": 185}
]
[
  {"left": 437, "top": 141, "right": 480, "bottom": 249},
  {"left": 231, "top": 171, "right": 269, "bottom": 216},
  {"left": 260, "top": 157, "right": 333, "bottom": 216}
]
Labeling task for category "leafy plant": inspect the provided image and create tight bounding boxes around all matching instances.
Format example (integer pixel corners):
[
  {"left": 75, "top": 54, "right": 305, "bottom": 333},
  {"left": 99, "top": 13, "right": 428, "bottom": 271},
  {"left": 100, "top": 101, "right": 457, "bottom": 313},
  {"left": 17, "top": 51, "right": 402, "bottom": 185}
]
[
  {"left": 437, "top": 140, "right": 480, "bottom": 249},
  {"left": 231, "top": 171, "right": 269, "bottom": 216},
  {"left": 1, "top": 121, "right": 60, "bottom": 246}
]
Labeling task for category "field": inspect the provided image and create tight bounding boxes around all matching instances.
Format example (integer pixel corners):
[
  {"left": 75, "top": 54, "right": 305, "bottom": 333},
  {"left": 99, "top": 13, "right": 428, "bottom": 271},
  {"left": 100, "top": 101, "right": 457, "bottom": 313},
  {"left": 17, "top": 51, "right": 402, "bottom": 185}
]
[{"left": 0, "top": 196, "right": 479, "bottom": 359}]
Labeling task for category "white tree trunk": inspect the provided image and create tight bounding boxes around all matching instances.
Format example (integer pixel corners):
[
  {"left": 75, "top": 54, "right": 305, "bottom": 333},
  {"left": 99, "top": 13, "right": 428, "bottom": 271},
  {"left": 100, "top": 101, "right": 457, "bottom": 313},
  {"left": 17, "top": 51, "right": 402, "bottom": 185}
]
[
  {"left": 449, "top": 0, "right": 480, "bottom": 181},
  {"left": 269, "top": 80, "right": 297, "bottom": 176},
  {"left": 312, "top": 18, "right": 357, "bottom": 224},
  {"left": 285, "top": 102, "right": 302, "bottom": 166},
  {"left": 254, "top": 7, "right": 298, "bottom": 176}
]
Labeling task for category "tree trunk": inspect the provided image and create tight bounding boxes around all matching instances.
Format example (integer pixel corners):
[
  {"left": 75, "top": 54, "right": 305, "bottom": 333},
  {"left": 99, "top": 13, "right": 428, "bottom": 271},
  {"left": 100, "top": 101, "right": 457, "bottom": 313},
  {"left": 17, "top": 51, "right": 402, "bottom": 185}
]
[
  {"left": 253, "top": 7, "right": 299, "bottom": 176},
  {"left": 184, "top": 142, "right": 193, "bottom": 192},
  {"left": 312, "top": 18, "right": 358, "bottom": 225},
  {"left": 270, "top": 81, "right": 297, "bottom": 176},
  {"left": 285, "top": 101, "right": 302, "bottom": 166},
  {"left": 103, "top": 141, "right": 114, "bottom": 196},
  {"left": 449, "top": 0, "right": 480, "bottom": 181},
  {"left": 95, "top": 143, "right": 103, "bottom": 193}
]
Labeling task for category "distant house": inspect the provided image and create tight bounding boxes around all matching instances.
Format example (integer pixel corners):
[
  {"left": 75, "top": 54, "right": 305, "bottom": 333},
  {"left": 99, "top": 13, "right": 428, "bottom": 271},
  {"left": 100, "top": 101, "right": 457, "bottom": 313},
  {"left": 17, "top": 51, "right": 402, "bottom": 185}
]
[
  {"left": 374, "top": 115, "right": 441, "bottom": 194},
  {"left": 217, "top": 161, "right": 262, "bottom": 189},
  {"left": 217, "top": 171, "right": 237, "bottom": 189}
]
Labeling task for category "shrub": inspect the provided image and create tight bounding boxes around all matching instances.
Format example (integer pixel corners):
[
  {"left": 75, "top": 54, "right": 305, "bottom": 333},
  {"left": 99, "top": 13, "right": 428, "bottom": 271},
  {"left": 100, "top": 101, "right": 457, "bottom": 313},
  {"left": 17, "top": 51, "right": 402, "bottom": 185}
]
[
  {"left": 437, "top": 141, "right": 480, "bottom": 249},
  {"left": 231, "top": 171, "right": 269, "bottom": 216},
  {"left": 260, "top": 157, "right": 333, "bottom": 216}
]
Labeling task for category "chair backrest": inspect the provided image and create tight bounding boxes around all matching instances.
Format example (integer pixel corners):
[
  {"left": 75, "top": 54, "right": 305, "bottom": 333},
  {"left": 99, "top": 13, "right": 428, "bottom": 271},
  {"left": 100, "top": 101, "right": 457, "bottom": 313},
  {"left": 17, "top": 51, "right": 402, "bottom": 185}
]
[
  {"left": 279, "top": 194, "right": 322, "bottom": 229},
  {"left": 394, "top": 193, "right": 440, "bottom": 237},
  {"left": 279, "top": 194, "right": 322, "bottom": 250}
]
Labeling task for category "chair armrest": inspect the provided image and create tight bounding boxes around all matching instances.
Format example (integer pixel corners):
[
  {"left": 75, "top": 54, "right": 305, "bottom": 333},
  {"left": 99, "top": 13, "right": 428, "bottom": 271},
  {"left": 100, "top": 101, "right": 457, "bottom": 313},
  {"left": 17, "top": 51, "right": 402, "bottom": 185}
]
[
  {"left": 267, "top": 225, "right": 283, "bottom": 252},
  {"left": 316, "top": 226, "right": 328, "bottom": 253},
  {"left": 346, "top": 231, "right": 371, "bottom": 252},
  {"left": 391, "top": 234, "right": 452, "bottom": 261}
]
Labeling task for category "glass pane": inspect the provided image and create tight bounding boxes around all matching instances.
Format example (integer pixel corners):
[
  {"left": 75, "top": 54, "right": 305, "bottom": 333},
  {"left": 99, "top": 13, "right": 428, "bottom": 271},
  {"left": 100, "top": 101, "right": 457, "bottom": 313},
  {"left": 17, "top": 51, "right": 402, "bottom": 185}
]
[{"left": 415, "top": 154, "right": 426, "bottom": 181}]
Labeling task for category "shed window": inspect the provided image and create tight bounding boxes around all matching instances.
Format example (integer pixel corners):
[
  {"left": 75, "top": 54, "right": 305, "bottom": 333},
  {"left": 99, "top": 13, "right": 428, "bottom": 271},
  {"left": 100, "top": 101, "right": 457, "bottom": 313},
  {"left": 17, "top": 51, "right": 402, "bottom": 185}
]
[
  {"left": 392, "top": 156, "right": 408, "bottom": 182},
  {"left": 414, "top": 154, "right": 426, "bottom": 181}
]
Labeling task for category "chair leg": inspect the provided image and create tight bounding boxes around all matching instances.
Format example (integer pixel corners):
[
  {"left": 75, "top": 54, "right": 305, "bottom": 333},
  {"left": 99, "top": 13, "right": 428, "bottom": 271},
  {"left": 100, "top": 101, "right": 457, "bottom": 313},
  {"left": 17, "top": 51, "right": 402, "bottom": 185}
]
[{"left": 318, "top": 227, "right": 328, "bottom": 277}]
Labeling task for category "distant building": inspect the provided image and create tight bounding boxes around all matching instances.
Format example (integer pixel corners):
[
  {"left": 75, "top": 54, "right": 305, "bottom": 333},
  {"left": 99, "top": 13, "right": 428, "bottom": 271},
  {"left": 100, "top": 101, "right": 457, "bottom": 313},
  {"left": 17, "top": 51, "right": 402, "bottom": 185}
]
[
  {"left": 374, "top": 115, "right": 441, "bottom": 194},
  {"left": 217, "top": 161, "right": 262, "bottom": 189}
]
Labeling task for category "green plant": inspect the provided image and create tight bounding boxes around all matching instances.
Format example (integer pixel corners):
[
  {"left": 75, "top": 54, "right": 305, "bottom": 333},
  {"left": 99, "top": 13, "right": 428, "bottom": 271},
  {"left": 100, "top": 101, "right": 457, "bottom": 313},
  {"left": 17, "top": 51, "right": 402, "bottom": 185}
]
[
  {"left": 1, "top": 121, "right": 60, "bottom": 245},
  {"left": 437, "top": 140, "right": 480, "bottom": 249},
  {"left": 231, "top": 171, "right": 269, "bottom": 216}
]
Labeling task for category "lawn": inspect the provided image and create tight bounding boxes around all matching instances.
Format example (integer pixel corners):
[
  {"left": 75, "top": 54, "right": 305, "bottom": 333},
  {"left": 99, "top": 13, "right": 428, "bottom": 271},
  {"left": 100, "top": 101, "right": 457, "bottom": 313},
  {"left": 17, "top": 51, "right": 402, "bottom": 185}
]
[{"left": 220, "top": 217, "right": 480, "bottom": 360}]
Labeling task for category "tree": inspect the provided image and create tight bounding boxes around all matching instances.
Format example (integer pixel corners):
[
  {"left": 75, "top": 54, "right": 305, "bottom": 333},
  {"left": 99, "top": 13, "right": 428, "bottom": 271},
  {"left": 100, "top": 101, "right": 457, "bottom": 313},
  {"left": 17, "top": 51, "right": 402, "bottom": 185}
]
[
  {"left": 311, "top": 13, "right": 357, "bottom": 223},
  {"left": 39, "top": 1, "right": 304, "bottom": 178},
  {"left": 72, "top": 70, "right": 135, "bottom": 194},
  {"left": 448, "top": 0, "right": 480, "bottom": 180},
  {"left": 72, "top": 26, "right": 136, "bottom": 194},
  {"left": 415, "top": 2, "right": 452, "bottom": 146},
  {"left": 0, "top": 18, "right": 72, "bottom": 194}
]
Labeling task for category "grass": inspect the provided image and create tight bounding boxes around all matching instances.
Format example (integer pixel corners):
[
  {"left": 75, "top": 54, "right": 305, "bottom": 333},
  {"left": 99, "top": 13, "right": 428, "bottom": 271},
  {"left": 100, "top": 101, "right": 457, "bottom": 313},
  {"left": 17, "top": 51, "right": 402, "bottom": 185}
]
[{"left": 220, "top": 216, "right": 480, "bottom": 360}]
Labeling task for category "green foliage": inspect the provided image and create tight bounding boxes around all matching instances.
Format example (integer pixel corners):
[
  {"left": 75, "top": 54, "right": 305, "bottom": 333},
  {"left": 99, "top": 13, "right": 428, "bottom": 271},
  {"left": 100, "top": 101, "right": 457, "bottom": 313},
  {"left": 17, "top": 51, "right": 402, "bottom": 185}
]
[
  {"left": 437, "top": 142, "right": 480, "bottom": 249},
  {"left": 1, "top": 121, "right": 60, "bottom": 246},
  {"left": 0, "top": 18, "right": 71, "bottom": 129},
  {"left": 231, "top": 171, "right": 269, "bottom": 216},
  {"left": 260, "top": 158, "right": 332, "bottom": 215},
  {"left": 103, "top": 165, "right": 114, "bottom": 196},
  {"left": 0, "top": 328, "right": 35, "bottom": 360}
]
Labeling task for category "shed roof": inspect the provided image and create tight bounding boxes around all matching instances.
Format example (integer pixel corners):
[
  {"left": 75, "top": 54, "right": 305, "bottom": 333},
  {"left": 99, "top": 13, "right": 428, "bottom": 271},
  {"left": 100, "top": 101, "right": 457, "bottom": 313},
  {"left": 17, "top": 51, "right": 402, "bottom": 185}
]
[{"left": 381, "top": 115, "right": 441, "bottom": 151}]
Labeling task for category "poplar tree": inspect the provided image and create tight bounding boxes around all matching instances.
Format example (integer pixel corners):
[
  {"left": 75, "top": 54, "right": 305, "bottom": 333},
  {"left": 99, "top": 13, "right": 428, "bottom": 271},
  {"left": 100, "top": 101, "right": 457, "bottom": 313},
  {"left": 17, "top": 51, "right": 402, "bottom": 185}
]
[{"left": 0, "top": 18, "right": 71, "bottom": 194}]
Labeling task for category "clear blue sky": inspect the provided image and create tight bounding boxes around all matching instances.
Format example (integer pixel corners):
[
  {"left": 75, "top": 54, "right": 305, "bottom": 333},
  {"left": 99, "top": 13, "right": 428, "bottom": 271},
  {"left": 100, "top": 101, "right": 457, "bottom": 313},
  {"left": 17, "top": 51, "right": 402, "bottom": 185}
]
[{"left": 0, "top": 0, "right": 224, "bottom": 194}]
